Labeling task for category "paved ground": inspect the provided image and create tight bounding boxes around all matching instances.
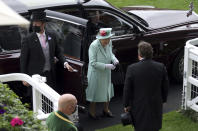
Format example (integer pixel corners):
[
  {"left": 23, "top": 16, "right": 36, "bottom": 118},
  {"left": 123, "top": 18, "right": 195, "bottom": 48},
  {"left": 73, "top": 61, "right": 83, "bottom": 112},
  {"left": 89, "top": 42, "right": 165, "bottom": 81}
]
[{"left": 79, "top": 82, "right": 182, "bottom": 131}]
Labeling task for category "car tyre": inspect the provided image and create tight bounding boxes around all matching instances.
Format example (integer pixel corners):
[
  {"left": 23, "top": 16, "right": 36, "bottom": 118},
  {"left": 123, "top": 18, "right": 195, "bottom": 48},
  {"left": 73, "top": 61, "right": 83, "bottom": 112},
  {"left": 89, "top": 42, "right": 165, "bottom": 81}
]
[{"left": 172, "top": 50, "right": 184, "bottom": 83}]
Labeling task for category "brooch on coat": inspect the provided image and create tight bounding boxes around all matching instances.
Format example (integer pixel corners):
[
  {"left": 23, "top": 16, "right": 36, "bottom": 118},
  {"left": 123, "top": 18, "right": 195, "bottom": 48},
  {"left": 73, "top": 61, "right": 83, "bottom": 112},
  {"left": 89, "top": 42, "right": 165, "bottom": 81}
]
[{"left": 48, "top": 36, "right": 51, "bottom": 40}]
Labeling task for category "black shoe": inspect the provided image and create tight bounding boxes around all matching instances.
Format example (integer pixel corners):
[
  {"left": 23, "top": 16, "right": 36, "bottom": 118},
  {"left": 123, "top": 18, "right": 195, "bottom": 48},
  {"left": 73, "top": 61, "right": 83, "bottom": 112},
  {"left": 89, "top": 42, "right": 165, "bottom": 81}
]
[
  {"left": 88, "top": 112, "right": 100, "bottom": 120},
  {"left": 103, "top": 110, "right": 114, "bottom": 118}
]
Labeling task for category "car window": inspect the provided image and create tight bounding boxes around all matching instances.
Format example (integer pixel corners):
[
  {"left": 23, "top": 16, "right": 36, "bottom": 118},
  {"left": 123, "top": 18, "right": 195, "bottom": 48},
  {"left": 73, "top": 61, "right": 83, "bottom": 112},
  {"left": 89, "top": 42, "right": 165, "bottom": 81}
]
[
  {"left": 0, "top": 26, "right": 28, "bottom": 52},
  {"left": 60, "top": 8, "right": 82, "bottom": 18},
  {"left": 87, "top": 10, "right": 134, "bottom": 37},
  {"left": 45, "top": 17, "right": 83, "bottom": 59}
]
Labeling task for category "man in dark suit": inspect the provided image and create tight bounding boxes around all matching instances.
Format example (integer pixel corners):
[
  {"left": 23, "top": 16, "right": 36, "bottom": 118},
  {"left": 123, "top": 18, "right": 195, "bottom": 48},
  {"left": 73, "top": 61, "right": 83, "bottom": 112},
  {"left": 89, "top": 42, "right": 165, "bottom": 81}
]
[
  {"left": 123, "top": 41, "right": 169, "bottom": 131},
  {"left": 20, "top": 11, "right": 74, "bottom": 92}
]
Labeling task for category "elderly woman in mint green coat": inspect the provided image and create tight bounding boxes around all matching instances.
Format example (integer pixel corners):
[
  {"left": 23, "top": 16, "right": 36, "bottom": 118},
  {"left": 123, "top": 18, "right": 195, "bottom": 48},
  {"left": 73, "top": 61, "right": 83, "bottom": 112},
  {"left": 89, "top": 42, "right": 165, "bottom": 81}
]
[{"left": 86, "top": 28, "right": 119, "bottom": 119}]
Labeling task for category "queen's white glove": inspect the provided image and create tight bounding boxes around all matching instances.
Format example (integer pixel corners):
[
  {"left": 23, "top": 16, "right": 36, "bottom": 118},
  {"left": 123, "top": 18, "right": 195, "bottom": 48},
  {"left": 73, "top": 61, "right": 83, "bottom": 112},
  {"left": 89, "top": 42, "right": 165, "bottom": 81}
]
[
  {"left": 113, "top": 59, "right": 119, "bottom": 65},
  {"left": 105, "top": 64, "right": 116, "bottom": 70}
]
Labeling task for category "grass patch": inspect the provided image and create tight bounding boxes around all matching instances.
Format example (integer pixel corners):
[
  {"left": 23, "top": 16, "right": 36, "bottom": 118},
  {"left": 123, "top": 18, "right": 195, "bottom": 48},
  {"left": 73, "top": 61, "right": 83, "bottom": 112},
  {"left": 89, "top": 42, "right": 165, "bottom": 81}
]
[
  {"left": 96, "top": 111, "right": 198, "bottom": 131},
  {"left": 107, "top": 0, "right": 198, "bottom": 13}
]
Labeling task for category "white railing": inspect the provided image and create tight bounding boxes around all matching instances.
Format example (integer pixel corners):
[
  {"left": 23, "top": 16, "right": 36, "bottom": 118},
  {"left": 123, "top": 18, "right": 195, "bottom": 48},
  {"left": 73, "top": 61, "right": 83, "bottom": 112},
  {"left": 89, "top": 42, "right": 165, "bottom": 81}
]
[
  {"left": 182, "top": 38, "right": 198, "bottom": 112},
  {"left": 0, "top": 73, "right": 79, "bottom": 122}
]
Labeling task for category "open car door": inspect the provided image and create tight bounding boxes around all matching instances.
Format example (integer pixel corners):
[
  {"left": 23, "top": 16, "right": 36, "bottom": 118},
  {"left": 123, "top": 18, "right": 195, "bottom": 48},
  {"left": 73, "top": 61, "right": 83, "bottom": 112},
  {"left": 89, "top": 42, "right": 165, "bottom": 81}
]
[{"left": 45, "top": 10, "right": 88, "bottom": 103}]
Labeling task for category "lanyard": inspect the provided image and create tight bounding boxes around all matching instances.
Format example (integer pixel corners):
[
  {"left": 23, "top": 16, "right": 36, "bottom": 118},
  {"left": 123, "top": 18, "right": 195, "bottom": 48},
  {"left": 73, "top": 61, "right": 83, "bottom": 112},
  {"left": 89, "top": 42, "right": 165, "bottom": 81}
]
[{"left": 54, "top": 112, "right": 77, "bottom": 130}]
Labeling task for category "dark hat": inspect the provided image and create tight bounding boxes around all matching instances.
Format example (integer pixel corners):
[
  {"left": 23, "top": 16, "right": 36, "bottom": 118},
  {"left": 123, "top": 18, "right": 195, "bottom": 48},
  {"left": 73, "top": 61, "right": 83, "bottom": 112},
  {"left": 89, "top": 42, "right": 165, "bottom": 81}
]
[{"left": 31, "top": 11, "right": 46, "bottom": 22}]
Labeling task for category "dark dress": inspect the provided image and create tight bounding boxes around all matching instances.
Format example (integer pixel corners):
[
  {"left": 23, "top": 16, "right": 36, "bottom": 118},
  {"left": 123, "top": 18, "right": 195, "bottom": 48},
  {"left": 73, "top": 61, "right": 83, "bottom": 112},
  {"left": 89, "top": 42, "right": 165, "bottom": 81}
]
[{"left": 123, "top": 59, "right": 169, "bottom": 131}]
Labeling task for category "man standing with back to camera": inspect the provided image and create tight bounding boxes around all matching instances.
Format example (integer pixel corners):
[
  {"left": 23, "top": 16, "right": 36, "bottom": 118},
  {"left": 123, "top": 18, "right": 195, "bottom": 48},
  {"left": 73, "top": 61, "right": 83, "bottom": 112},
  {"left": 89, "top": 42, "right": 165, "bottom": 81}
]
[
  {"left": 123, "top": 41, "right": 169, "bottom": 131},
  {"left": 20, "top": 11, "right": 74, "bottom": 93}
]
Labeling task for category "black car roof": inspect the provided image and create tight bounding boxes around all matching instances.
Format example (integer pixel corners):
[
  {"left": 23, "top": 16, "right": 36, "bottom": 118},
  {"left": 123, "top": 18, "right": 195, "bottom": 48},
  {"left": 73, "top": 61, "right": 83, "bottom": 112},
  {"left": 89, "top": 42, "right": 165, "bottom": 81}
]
[
  {"left": 3, "top": 0, "right": 148, "bottom": 30},
  {"left": 3, "top": 0, "right": 112, "bottom": 13},
  {"left": 3, "top": 0, "right": 89, "bottom": 13}
]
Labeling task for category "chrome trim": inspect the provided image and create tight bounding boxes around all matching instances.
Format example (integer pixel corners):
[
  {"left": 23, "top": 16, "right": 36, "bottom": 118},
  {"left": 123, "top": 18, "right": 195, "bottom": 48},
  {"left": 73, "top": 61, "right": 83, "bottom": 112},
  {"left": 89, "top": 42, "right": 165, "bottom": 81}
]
[
  {"left": 66, "top": 59, "right": 84, "bottom": 66},
  {"left": 112, "top": 34, "right": 135, "bottom": 41},
  {"left": 47, "top": 16, "right": 83, "bottom": 26}
]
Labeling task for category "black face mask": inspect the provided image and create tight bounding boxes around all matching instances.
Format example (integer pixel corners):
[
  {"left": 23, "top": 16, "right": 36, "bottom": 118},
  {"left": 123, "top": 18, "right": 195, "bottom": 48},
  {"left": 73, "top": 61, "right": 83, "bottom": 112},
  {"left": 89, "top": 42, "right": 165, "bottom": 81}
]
[{"left": 32, "top": 26, "right": 41, "bottom": 33}]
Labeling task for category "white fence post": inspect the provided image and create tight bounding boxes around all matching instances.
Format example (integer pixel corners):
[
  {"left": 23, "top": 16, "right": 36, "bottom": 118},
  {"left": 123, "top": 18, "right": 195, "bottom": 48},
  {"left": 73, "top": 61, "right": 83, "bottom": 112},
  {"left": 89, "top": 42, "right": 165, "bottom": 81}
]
[
  {"left": 183, "top": 38, "right": 198, "bottom": 112},
  {"left": 0, "top": 73, "right": 79, "bottom": 122},
  {"left": 183, "top": 43, "right": 193, "bottom": 110},
  {"left": 32, "top": 88, "right": 41, "bottom": 113},
  {"left": 182, "top": 45, "right": 188, "bottom": 110}
]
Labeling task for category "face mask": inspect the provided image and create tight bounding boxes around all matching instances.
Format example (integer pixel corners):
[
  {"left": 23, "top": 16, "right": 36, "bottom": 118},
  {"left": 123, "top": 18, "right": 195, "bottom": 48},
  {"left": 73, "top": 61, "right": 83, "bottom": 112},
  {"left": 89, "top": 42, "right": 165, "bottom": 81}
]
[{"left": 32, "top": 26, "right": 41, "bottom": 33}]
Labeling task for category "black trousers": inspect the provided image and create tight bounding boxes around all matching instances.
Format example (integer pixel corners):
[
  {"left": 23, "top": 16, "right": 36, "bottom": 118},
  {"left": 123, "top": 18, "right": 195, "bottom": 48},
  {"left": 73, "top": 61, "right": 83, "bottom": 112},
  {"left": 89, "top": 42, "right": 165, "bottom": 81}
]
[
  {"left": 41, "top": 70, "right": 55, "bottom": 113},
  {"left": 41, "top": 70, "right": 56, "bottom": 89}
]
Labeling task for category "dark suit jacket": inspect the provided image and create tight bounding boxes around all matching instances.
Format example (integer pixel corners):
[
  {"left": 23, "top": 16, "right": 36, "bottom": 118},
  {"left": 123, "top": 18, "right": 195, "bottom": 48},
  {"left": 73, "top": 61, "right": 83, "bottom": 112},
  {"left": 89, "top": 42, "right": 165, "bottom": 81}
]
[
  {"left": 123, "top": 59, "right": 169, "bottom": 131},
  {"left": 20, "top": 31, "right": 66, "bottom": 77}
]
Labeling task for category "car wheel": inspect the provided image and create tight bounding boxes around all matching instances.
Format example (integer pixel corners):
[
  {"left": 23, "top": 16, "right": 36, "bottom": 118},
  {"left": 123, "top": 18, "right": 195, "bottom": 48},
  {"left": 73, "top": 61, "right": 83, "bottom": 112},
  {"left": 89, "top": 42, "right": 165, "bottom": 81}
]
[{"left": 172, "top": 50, "right": 184, "bottom": 83}]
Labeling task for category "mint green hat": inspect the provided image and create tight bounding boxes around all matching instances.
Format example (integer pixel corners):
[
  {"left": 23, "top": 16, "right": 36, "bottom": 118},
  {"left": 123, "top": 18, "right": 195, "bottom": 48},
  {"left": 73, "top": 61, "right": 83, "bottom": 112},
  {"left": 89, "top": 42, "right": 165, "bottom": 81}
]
[{"left": 96, "top": 28, "right": 114, "bottom": 39}]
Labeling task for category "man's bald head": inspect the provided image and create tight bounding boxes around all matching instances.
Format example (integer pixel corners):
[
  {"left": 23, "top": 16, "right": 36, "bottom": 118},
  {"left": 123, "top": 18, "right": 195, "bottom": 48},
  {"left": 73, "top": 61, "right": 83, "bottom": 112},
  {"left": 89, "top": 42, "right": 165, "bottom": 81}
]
[{"left": 58, "top": 94, "right": 77, "bottom": 115}]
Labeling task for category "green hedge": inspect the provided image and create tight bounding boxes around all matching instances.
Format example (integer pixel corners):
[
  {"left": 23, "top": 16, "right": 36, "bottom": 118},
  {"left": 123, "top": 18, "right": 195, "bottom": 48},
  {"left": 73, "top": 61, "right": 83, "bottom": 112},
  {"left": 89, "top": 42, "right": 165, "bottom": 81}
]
[{"left": 0, "top": 83, "right": 47, "bottom": 131}]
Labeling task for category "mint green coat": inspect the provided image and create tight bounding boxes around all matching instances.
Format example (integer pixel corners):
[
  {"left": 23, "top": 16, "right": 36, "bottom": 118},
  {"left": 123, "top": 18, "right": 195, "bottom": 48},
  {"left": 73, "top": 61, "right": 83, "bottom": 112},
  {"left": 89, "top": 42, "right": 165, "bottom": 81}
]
[{"left": 86, "top": 39, "right": 118, "bottom": 102}]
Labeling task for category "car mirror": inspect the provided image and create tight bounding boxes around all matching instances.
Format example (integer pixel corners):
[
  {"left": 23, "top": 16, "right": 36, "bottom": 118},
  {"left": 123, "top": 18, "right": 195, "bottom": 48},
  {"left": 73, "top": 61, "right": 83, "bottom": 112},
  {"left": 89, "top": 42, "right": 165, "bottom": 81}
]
[
  {"left": 138, "top": 31, "right": 144, "bottom": 37},
  {"left": 130, "top": 31, "right": 143, "bottom": 40},
  {"left": 130, "top": 34, "right": 136, "bottom": 40}
]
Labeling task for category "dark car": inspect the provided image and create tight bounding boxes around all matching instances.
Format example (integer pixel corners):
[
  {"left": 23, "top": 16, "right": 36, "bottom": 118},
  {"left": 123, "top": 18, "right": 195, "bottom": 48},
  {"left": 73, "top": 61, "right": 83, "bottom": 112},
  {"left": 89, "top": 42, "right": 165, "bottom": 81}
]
[{"left": 1, "top": 0, "right": 198, "bottom": 103}]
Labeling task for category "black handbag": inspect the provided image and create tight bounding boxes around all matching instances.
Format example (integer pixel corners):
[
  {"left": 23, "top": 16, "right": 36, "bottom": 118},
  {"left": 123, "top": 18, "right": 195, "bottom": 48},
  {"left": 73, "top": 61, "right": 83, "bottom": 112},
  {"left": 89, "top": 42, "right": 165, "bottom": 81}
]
[
  {"left": 121, "top": 112, "right": 132, "bottom": 126},
  {"left": 111, "top": 64, "right": 125, "bottom": 85}
]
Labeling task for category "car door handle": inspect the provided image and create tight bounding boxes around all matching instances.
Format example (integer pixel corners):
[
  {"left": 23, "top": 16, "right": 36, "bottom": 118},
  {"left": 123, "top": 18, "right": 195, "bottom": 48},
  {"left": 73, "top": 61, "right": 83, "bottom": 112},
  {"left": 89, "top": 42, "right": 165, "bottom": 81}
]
[{"left": 131, "top": 34, "right": 136, "bottom": 40}]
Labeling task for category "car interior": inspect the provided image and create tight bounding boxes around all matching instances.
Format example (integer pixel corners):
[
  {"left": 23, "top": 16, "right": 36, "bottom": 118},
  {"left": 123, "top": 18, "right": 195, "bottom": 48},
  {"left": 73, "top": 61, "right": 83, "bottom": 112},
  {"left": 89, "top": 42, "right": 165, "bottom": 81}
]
[
  {"left": 45, "top": 18, "right": 83, "bottom": 59},
  {"left": 0, "top": 26, "right": 27, "bottom": 52}
]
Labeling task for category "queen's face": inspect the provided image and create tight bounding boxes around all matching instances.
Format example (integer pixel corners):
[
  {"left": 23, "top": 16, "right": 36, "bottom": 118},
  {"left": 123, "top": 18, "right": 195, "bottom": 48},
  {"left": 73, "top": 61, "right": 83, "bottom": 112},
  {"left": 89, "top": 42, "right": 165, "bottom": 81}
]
[{"left": 100, "top": 38, "right": 110, "bottom": 47}]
